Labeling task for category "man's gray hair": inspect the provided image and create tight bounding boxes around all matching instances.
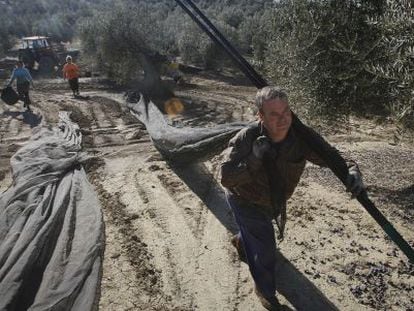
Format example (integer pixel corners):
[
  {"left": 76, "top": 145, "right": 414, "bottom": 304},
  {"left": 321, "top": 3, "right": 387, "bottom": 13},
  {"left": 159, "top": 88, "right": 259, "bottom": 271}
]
[{"left": 255, "top": 86, "right": 288, "bottom": 111}]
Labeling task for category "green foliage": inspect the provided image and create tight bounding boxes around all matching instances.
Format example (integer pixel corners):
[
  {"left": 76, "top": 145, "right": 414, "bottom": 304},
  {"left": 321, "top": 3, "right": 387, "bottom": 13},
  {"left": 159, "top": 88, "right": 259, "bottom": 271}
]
[
  {"left": 0, "top": 0, "right": 104, "bottom": 42},
  {"left": 0, "top": 20, "right": 12, "bottom": 57},
  {"left": 367, "top": 0, "right": 414, "bottom": 128},
  {"left": 175, "top": 18, "right": 241, "bottom": 69},
  {"left": 78, "top": 3, "right": 165, "bottom": 83},
  {"left": 256, "top": 0, "right": 413, "bottom": 129},
  {"left": 262, "top": 0, "right": 389, "bottom": 122},
  {"left": 3, "top": 0, "right": 413, "bottom": 129}
]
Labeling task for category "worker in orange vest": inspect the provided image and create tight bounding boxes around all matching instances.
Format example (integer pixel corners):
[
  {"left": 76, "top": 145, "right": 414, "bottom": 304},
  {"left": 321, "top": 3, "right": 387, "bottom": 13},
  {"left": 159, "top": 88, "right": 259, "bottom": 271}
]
[{"left": 62, "top": 55, "right": 80, "bottom": 97}]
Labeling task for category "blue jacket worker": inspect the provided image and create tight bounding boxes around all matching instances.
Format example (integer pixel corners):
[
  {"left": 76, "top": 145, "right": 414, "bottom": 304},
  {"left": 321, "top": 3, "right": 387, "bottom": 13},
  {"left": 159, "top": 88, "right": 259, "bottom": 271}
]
[{"left": 8, "top": 61, "right": 34, "bottom": 111}]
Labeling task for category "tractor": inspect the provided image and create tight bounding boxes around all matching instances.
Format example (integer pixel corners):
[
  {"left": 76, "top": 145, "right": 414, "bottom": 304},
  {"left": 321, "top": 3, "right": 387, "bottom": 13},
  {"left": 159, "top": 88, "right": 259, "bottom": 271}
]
[
  {"left": 16, "top": 36, "right": 60, "bottom": 76},
  {"left": 8, "top": 36, "right": 79, "bottom": 77}
]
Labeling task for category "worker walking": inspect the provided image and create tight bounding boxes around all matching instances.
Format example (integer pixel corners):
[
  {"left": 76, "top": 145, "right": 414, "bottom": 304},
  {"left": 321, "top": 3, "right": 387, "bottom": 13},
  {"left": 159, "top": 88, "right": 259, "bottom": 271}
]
[
  {"left": 220, "top": 86, "right": 365, "bottom": 311},
  {"left": 7, "top": 60, "right": 34, "bottom": 112},
  {"left": 167, "top": 57, "right": 183, "bottom": 84},
  {"left": 62, "top": 55, "right": 80, "bottom": 97}
]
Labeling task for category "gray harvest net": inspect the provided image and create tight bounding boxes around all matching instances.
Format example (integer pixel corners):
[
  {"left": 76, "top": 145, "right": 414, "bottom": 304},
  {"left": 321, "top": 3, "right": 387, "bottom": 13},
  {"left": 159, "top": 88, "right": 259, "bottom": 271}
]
[
  {"left": 126, "top": 93, "right": 246, "bottom": 163},
  {"left": 0, "top": 112, "right": 104, "bottom": 311}
]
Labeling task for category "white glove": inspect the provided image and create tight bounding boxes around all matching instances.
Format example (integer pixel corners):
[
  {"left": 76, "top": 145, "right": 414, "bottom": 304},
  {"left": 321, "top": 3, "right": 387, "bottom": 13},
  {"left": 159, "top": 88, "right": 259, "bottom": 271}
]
[{"left": 346, "top": 167, "right": 365, "bottom": 198}]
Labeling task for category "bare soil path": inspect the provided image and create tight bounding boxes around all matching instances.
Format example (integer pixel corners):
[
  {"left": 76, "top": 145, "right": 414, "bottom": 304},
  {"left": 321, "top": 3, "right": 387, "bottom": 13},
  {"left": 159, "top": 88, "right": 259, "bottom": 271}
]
[{"left": 0, "top": 74, "right": 413, "bottom": 310}]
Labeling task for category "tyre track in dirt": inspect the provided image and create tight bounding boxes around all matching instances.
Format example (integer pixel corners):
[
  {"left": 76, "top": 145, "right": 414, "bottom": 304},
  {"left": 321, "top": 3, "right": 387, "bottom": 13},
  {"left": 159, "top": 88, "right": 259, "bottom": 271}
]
[
  {"left": 89, "top": 164, "right": 166, "bottom": 310},
  {"left": 135, "top": 164, "right": 198, "bottom": 305},
  {"left": 55, "top": 94, "right": 186, "bottom": 310},
  {"left": 160, "top": 162, "right": 259, "bottom": 310},
  {"left": 0, "top": 98, "right": 43, "bottom": 184},
  {"left": 98, "top": 155, "right": 255, "bottom": 310},
  {"left": 56, "top": 91, "right": 255, "bottom": 310}
]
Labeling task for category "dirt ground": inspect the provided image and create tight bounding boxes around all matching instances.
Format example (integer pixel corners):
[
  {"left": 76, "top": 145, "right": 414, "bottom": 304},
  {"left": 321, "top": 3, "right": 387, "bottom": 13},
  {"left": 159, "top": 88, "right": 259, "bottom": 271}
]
[{"left": 0, "top": 73, "right": 413, "bottom": 311}]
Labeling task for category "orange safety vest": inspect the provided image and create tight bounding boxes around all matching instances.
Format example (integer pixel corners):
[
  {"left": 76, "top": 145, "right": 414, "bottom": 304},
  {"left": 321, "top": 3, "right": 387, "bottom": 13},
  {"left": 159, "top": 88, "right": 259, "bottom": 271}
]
[{"left": 63, "top": 63, "right": 79, "bottom": 80}]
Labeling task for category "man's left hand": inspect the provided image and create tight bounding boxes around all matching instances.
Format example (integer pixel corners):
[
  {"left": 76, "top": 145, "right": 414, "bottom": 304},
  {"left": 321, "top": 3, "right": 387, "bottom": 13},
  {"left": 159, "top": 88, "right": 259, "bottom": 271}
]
[{"left": 346, "top": 168, "right": 365, "bottom": 198}]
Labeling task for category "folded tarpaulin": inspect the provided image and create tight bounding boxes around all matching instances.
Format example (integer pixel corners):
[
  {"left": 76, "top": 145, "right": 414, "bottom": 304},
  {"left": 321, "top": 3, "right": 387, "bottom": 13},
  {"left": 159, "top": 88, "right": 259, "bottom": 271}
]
[
  {"left": 126, "top": 93, "right": 247, "bottom": 163},
  {"left": 0, "top": 112, "right": 104, "bottom": 311}
]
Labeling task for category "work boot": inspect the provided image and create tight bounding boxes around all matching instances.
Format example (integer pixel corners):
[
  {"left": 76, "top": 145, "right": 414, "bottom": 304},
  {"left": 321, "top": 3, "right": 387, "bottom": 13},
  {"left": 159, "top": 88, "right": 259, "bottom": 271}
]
[
  {"left": 231, "top": 234, "right": 247, "bottom": 263},
  {"left": 255, "top": 286, "right": 282, "bottom": 311}
]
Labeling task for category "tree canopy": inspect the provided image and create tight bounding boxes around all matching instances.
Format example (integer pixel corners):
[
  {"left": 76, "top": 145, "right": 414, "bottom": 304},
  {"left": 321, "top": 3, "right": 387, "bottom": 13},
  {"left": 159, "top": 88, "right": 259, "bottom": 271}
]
[{"left": 2, "top": 0, "right": 413, "bottom": 127}]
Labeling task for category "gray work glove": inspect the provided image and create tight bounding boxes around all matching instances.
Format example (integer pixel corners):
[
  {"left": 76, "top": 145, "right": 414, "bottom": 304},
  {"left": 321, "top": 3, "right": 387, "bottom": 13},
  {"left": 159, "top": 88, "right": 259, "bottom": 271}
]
[
  {"left": 346, "top": 167, "right": 365, "bottom": 198},
  {"left": 252, "top": 136, "right": 271, "bottom": 160}
]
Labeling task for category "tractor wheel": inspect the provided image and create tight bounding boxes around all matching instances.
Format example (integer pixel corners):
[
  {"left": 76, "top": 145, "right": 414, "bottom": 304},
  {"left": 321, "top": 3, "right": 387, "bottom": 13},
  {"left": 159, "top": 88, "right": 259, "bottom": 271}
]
[{"left": 38, "top": 56, "right": 58, "bottom": 78}]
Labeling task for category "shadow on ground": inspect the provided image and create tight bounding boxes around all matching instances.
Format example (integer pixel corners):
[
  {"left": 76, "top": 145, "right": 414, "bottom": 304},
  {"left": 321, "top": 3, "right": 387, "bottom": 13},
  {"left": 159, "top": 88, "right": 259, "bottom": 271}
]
[
  {"left": 369, "top": 184, "right": 414, "bottom": 211},
  {"left": 3, "top": 110, "right": 42, "bottom": 128}
]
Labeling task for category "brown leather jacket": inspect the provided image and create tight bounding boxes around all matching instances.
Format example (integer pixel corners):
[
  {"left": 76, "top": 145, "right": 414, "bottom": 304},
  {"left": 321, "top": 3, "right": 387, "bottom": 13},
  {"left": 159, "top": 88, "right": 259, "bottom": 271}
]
[{"left": 220, "top": 121, "right": 358, "bottom": 215}]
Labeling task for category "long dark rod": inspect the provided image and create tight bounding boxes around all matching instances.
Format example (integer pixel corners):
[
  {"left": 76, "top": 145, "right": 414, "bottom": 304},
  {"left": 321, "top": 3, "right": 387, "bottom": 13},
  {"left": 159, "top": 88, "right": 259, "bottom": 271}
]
[
  {"left": 181, "top": 0, "right": 268, "bottom": 88},
  {"left": 174, "top": 0, "right": 264, "bottom": 87},
  {"left": 175, "top": 0, "right": 414, "bottom": 263}
]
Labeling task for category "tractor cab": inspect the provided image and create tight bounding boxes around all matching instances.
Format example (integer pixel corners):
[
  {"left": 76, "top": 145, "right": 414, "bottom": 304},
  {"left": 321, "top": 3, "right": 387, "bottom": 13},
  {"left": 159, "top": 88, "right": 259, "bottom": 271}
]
[
  {"left": 17, "top": 36, "right": 60, "bottom": 75},
  {"left": 21, "top": 36, "right": 51, "bottom": 50}
]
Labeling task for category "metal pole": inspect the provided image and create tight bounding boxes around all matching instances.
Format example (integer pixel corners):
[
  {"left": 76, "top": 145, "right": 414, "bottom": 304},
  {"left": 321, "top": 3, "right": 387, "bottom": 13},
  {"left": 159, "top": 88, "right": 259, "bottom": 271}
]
[
  {"left": 180, "top": 0, "right": 268, "bottom": 88},
  {"left": 175, "top": 0, "right": 264, "bottom": 87}
]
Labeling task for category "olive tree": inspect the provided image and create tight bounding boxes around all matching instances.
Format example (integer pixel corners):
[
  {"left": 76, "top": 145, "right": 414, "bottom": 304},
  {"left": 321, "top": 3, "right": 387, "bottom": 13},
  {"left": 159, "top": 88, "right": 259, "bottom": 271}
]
[
  {"left": 79, "top": 3, "right": 173, "bottom": 98},
  {"left": 262, "top": 0, "right": 387, "bottom": 122},
  {"left": 368, "top": 0, "right": 414, "bottom": 129}
]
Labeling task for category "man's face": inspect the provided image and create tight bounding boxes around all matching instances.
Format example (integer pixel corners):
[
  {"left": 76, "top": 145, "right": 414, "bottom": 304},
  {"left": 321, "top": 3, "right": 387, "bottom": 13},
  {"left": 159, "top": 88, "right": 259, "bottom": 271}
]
[{"left": 258, "top": 98, "right": 292, "bottom": 140}]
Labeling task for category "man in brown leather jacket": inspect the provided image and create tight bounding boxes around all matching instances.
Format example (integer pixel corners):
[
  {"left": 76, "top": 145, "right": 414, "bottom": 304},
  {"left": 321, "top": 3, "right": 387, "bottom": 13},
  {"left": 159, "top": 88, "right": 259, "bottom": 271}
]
[{"left": 220, "top": 86, "right": 364, "bottom": 311}]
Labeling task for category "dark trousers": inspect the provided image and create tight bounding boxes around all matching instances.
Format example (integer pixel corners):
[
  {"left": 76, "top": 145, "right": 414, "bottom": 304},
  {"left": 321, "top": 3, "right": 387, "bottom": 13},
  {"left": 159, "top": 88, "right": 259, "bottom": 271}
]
[
  {"left": 68, "top": 78, "right": 79, "bottom": 95},
  {"left": 16, "top": 82, "right": 31, "bottom": 107},
  {"left": 226, "top": 192, "right": 277, "bottom": 299}
]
